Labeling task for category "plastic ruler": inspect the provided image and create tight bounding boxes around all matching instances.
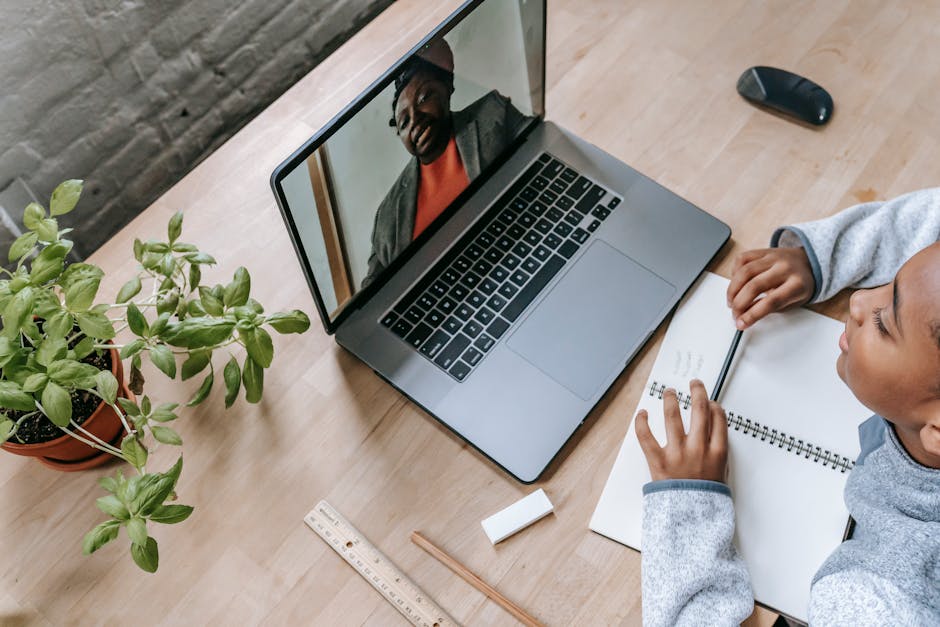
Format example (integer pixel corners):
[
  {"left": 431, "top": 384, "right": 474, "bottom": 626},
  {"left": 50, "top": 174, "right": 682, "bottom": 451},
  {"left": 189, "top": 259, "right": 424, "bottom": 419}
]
[{"left": 304, "top": 500, "right": 459, "bottom": 626}]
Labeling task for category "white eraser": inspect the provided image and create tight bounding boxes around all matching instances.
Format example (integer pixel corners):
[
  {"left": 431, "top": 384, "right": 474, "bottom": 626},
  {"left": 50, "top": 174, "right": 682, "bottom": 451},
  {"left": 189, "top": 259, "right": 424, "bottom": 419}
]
[{"left": 481, "top": 489, "right": 554, "bottom": 544}]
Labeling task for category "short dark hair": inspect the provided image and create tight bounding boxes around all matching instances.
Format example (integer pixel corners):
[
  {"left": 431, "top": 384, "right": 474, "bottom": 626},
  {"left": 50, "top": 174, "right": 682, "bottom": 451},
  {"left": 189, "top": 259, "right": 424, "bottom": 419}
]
[{"left": 388, "top": 56, "right": 455, "bottom": 127}]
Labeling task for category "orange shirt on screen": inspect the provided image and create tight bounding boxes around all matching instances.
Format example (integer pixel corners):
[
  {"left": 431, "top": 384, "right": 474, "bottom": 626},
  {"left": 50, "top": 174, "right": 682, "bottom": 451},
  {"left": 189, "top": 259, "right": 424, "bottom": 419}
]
[{"left": 413, "top": 136, "right": 470, "bottom": 239}]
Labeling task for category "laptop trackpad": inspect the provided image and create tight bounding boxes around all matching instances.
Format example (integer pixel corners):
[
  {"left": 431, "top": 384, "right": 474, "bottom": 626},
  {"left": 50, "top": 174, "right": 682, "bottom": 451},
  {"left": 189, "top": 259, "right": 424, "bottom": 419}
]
[{"left": 506, "top": 241, "right": 675, "bottom": 400}]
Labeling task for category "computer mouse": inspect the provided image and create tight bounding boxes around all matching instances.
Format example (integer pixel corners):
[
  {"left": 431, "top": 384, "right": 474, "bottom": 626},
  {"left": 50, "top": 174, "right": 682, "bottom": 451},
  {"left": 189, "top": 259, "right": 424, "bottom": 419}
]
[{"left": 736, "top": 66, "right": 833, "bottom": 126}]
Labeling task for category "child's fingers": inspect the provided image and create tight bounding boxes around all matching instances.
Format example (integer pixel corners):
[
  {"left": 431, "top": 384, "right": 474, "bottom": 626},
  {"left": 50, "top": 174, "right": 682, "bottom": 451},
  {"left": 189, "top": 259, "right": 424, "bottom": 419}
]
[
  {"left": 687, "top": 379, "right": 709, "bottom": 447},
  {"left": 708, "top": 400, "right": 729, "bottom": 456},
  {"left": 727, "top": 251, "right": 773, "bottom": 305},
  {"left": 634, "top": 409, "right": 662, "bottom": 460},
  {"left": 662, "top": 388, "right": 685, "bottom": 445},
  {"left": 730, "top": 267, "right": 784, "bottom": 319}
]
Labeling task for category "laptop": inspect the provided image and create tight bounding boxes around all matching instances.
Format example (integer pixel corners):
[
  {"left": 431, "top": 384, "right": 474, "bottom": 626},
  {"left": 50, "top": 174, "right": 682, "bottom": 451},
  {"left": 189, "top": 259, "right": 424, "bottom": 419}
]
[{"left": 271, "top": 0, "right": 730, "bottom": 482}]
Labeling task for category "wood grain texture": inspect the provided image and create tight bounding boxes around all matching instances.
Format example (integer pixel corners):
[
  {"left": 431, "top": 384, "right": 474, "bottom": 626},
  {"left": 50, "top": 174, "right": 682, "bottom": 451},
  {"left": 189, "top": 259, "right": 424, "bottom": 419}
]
[{"left": 4, "top": 1, "right": 940, "bottom": 625}]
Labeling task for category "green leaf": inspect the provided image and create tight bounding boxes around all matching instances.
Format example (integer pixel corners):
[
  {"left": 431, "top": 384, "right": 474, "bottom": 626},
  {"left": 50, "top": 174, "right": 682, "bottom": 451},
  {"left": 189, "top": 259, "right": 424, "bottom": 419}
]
[
  {"left": 22, "top": 373, "right": 48, "bottom": 393},
  {"left": 240, "top": 326, "right": 273, "bottom": 368},
  {"left": 130, "top": 536, "right": 159, "bottom": 573},
  {"left": 73, "top": 336, "right": 96, "bottom": 360},
  {"left": 23, "top": 202, "right": 45, "bottom": 230},
  {"left": 0, "top": 418, "right": 13, "bottom": 444},
  {"left": 140, "top": 395, "right": 151, "bottom": 416},
  {"left": 121, "top": 434, "right": 148, "bottom": 470},
  {"left": 65, "top": 277, "right": 99, "bottom": 312},
  {"left": 120, "top": 339, "right": 146, "bottom": 360},
  {"left": 167, "top": 211, "right": 183, "bottom": 244},
  {"left": 46, "top": 359, "right": 99, "bottom": 386},
  {"left": 127, "top": 517, "right": 148, "bottom": 546},
  {"left": 198, "top": 287, "right": 224, "bottom": 316},
  {"left": 96, "top": 370, "right": 118, "bottom": 404},
  {"left": 151, "top": 425, "right": 182, "bottom": 445},
  {"left": 148, "top": 504, "right": 193, "bottom": 525},
  {"left": 188, "top": 264, "right": 201, "bottom": 291},
  {"left": 117, "top": 397, "right": 141, "bottom": 416},
  {"left": 266, "top": 310, "right": 311, "bottom": 334},
  {"left": 242, "top": 356, "right": 263, "bottom": 403},
  {"left": 2, "top": 287, "right": 32, "bottom": 338},
  {"left": 163, "top": 456, "right": 183, "bottom": 490},
  {"left": 223, "top": 356, "right": 240, "bottom": 408},
  {"left": 132, "top": 475, "right": 174, "bottom": 517},
  {"left": 133, "top": 238, "right": 144, "bottom": 262},
  {"left": 50, "top": 179, "right": 83, "bottom": 216},
  {"left": 161, "top": 317, "right": 235, "bottom": 349},
  {"left": 95, "top": 494, "right": 130, "bottom": 520},
  {"left": 150, "top": 312, "right": 171, "bottom": 337},
  {"left": 0, "top": 381, "right": 36, "bottom": 411},
  {"left": 74, "top": 311, "right": 115, "bottom": 339},
  {"left": 184, "top": 252, "right": 216, "bottom": 265},
  {"left": 126, "top": 303, "right": 149, "bottom": 337},
  {"left": 186, "top": 370, "right": 213, "bottom": 407},
  {"left": 160, "top": 254, "right": 175, "bottom": 277},
  {"left": 223, "top": 267, "right": 250, "bottom": 307},
  {"left": 151, "top": 403, "right": 178, "bottom": 422},
  {"left": 156, "top": 291, "right": 179, "bottom": 316},
  {"left": 98, "top": 476, "right": 118, "bottom": 493},
  {"left": 41, "top": 381, "right": 72, "bottom": 426},
  {"left": 82, "top": 520, "right": 120, "bottom": 555},
  {"left": 116, "top": 276, "right": 142, "bottom": 304},
  {"left": 149, "top": 344, "right": 176, "bottom": 379},
  {"left": 28, "top": 241, "right": 70, "bottom": 284},
  {"left": 9, "top": 231, "right": 38, "bottom": 262},
  {"left": 36, "top": 337, "right": 67, "bottom": 366},
  {"left": 129, "top": 362, "right": 144, "bottom": 396},
  {"left": 36, "top": 218, "right": 59, "bottom": 243},
  {"left": 180, "top": 349, "right": 210, "bottom": 381},
  {"left": 44, "top": 309, "right": 73, "bottom": 338}
]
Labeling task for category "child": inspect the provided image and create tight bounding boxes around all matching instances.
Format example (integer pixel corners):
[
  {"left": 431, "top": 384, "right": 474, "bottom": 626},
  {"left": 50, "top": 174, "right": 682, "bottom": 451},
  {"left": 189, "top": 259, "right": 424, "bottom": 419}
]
[{"left": 634, "top": 189, "right": 940, "bottom": 625}]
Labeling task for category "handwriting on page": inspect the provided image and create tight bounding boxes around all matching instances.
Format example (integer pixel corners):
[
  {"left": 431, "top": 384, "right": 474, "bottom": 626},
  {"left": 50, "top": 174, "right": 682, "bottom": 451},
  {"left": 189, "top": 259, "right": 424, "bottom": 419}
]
[{"left": 670, "top": 349, "right": 705, "bottom": 379}]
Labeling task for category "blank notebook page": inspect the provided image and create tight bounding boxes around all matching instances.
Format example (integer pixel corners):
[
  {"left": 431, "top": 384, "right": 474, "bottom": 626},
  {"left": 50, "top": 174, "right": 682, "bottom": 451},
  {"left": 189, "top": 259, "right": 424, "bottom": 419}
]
[{"left": 590, "top": 272, "right": 869, "bottom": 621}]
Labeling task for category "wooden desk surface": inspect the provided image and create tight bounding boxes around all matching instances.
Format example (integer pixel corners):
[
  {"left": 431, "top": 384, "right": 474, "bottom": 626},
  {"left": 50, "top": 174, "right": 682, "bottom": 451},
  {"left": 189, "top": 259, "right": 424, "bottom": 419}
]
[{"left": 4, "top": 1, "right": 940, "bottom": 624}]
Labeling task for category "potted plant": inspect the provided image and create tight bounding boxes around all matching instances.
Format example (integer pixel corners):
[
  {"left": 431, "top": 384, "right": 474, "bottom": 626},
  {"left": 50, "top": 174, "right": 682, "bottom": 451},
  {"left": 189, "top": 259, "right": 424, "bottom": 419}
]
[{"left": 0, "top": 180, "right": 310, "bottom": 572}]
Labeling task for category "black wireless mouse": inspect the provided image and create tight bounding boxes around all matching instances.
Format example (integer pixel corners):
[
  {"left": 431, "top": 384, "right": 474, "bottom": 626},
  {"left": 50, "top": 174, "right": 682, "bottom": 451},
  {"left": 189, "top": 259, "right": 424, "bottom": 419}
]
[{"left": 736, "top": 66, "right": 833, "bottom": 126}]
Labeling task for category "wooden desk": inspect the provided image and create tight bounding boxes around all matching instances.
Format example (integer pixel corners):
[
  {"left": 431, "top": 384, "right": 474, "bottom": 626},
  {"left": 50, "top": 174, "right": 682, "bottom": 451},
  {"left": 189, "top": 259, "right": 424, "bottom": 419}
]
[{"left": 4, "top": 1, "right": 940, "bottom": 624}]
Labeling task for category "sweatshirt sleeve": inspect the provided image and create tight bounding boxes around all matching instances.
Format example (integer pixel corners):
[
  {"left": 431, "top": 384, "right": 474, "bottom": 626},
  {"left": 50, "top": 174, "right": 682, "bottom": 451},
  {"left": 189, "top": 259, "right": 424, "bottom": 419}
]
[
  {"left": 770, "top": 188, "right": 940, "bottom": 302},
  {"left": 641, "top": 480, "right": 753, "bottom": 627}
]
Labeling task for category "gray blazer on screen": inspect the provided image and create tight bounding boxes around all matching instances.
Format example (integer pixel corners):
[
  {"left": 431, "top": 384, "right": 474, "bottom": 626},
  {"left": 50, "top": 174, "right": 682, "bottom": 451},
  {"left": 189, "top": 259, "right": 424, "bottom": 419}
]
[{"left": 361, "top": 90, "right": 530, "bottom": 287}]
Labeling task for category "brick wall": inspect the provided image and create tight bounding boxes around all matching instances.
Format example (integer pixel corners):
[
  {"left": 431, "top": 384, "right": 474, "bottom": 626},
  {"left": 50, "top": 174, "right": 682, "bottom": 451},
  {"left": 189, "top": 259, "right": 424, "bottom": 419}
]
[{"left": 0, "top": 0, "right": 393, "bottom": 258}]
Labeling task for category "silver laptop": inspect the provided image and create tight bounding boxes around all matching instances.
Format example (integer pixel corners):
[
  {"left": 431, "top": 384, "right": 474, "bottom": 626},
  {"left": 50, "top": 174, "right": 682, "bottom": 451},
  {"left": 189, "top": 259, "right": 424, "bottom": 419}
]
[{"left": 271, "top": 0, "right": 729, "bottom": 482}]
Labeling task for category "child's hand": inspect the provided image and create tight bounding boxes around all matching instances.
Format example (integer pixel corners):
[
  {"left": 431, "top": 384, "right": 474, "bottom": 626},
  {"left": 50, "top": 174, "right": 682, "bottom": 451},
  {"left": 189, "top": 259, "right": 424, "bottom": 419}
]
[
  {"left": 726, "top": 247, "right": 815, "bottom": 329},
  {"left": 635, "top": 379, "right": 728, "bottom": 482}
]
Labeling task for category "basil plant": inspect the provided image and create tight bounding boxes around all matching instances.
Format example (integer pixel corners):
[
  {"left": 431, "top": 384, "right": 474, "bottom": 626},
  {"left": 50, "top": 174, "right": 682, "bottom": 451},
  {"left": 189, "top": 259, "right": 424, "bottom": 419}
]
[{"left": 0, "top": 180, "right": 310, "bottom": 572}]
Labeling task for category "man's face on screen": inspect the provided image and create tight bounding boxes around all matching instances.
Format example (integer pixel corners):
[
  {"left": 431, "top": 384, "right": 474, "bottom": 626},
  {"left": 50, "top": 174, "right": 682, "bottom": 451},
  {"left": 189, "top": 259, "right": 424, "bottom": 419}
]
[{"left": 394, "top": 71, "right": 452, "bottom": 165}]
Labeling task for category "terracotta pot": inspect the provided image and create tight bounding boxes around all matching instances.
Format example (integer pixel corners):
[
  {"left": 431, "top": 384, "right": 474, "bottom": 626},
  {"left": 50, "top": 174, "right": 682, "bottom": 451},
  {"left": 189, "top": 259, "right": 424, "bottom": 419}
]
[{"left": 1, "top": 347, "right": 133, "bottom": 472}]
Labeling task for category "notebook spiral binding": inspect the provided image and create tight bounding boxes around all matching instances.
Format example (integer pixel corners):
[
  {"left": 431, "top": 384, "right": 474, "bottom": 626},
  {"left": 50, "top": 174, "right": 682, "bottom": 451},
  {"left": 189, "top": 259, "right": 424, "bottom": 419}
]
[{"left": 648, "top": 381, "right": 855, "bottom": 473}]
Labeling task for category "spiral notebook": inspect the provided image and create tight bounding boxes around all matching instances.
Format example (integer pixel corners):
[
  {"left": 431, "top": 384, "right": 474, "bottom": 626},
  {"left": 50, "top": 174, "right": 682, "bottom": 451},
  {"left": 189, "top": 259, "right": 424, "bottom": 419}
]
[{"left": 590, "top": 272, "right": 870, "bottom": 623}]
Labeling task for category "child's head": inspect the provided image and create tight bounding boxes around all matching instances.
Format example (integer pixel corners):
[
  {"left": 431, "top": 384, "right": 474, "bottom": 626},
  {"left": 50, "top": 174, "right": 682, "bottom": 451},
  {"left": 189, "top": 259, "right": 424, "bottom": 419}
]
[{"left": 838, "top": 241, "right": 940, "bottom": 465}]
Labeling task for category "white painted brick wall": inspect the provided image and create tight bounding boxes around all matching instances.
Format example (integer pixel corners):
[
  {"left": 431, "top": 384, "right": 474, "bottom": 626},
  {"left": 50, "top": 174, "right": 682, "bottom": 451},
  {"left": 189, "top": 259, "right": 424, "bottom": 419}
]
[{"left": 0, "top": 0, "right": 393, "bottom": 258}]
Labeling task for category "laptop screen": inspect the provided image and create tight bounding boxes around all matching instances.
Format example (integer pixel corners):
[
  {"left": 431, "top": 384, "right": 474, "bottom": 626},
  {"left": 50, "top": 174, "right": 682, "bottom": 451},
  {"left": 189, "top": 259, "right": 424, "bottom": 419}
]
[{"left": 275, "top": 0, "right": 544, "bottom": 327}]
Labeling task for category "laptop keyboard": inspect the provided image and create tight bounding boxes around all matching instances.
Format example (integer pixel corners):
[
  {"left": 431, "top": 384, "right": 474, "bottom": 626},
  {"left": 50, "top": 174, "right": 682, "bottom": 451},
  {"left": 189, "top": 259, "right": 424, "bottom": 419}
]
[{"left": 380, "top": 152, "right": 622, "bottom": 382}]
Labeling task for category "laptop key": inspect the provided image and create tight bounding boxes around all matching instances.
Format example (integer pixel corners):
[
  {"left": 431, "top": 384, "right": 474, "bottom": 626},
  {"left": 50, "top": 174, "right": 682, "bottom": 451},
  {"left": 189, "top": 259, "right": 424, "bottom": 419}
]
[
  {"left": 435, "top": 334, "right": 472, "bottom": 369},
  {"left": 497, "top": 209, "right": 518, "bottom": 225},
  {"left": 571, "top": 228, "right": 590, "bottom": 244},
  {"left": 496, "top": 235, "right": 514, "bottom": 251},
  {"left": 509, "top": 270, "right": 530, "bottom": 287},
  {"left": 530, "top": 201, "right": 548, "bottom": 216},
  {"left": 477, "top": 231, "right": 495, "bottom": 247},
  {"left": 533, "top": 245, "right": 551, "bottom": 261},
  {"left": 608, "top": 196, "right": 621, "bottom": 209},
  {"left": 463, "top": 347, "right": 483, "bottom": 366},
  {"left": 449, "top": 361, "right": 471, "bottom": 381},
  {"left": 500, "top": 254, "right": 521, "bottom": 270},
  {"left": 391, "top": 319, "right": 413, "bottom": 338},
  {"left": 523, "top": 230, "right": 541, "bottom": 246},
  {"left": 587, "top": 219, "right": 601, "bottom": 232},
  {"left": 547, "top": 207, "right": 564, "bottom": 222},
  {"left": 479, "top": 278, "right": 498, "bottom": 295},
  {"left": 486, "top": 221, "right": 506, "bottom": 237},
  {"left": 543, "top": 159, "right": 564, "bottom": 178},
  {"left": 442, "top": 268, "right": 460, "bottom": 285},
  {"left": 492, "top": 266, "right": 510, "bottom": 282},
  {"left": 512, "top": 241, "right": 532, "bottom": 258},
  {"left": 553, "top": 222, "right": 573, "bottom": 237},
  {"left": 455, "top": 304, "right": 474, "bottom": 321},
  {"left": 381, "top": 312, "right": 397, "bottom": 328},
  {"left": 560, "top": 168, "right": 578, "bottom": 183},
  {"left": 537, "top": 153, "right": 551, "bottom": 164},
  {"left": 539, "top": 190, "right": 558, "bottom": 204},
  {"left": 511, "top": 198, "right": 528, "bottom": 212},
  {"left": 563, "top": 211, "right": 581, "bottom": 226},
  {"left": 487, "top": 317, "right": 510, "bottom": 339},
  {"left": 544, "top": 234, "right": 562, "bottom": 249},
  {"left": 463, "top": 320, "right": 483, "bottom": 338},
  {"left": 459, "top": 272, "right": 481, "bottom": 289},
  {"left": 405, "top": 322, "right": 434, "bottom": 348},
  {"left": 575, "top": 184, "right": 606, "bottom": 214},
  {"left": 522, "top": 258, "right": 541, "bottom": 274},
  {"left": 534, "top": 218, "right": 553, "bottom": 234},
  {"left": 549, "top": 179, "right": 568, "bottom": 195},
  {"left": 405, "top": 306, "right": 424, "bottom": 324},
  {"left": 472, "top": 259, "right": 493, "bottom": 276},
  {"left": 487, "top": 294, "right": 507, "bottom": 311},
  {"left": 418, "top": 294, "right": 438, "bottom": 310},
  {"left": 531, "top": 175, "right": 549, "bottom": 190},
  {"left": 591, "top": 205, "right": 611, "bottom": 220},
  {"left": 474, "top": 307, "right": 495, "bottom": 325},
  {"left": 429, "top": 281, "right": 448, "bottom": 298},
  {"left": 558, "top": 240, "right": 580, "bottom": 259},
  {"left": 502, "top": 254, "right": 566, "bottom": 322},
  {"left": 443, "top": 316, "right": 462, "bottom": 334},
  {"left": 556, "top": 196, "right": 574, "bottom": 211},
  {"left": 508, "top": 224, "right": 526, "bottom": 239},
  {"left": 566, "top": 176, "right": 592, "bottom": 199},
  {"left": 450, "top": 284, "right": 469, "bottom": 300},
  {"left": 425, "top": 309, "right": 445, "bottom": 327},
  {"left": 466, "top": 243, "right": 484, "bottom": 260},
  {"left": 520, "top": 187, "right": 538, "bottom": 202},
  {"left": 484, "top": 247, "right": 504, "bottom": 264},
  {"left": 453, "top": 257, "right": 471, "bottom": 273},
  {"left": 467, "top": 291, "right": 486, "bottom": 308},
  {"left": 518, "top": 212, "right": 536, "bottom": 228},
  {"left": 498, "top": 282, "right": 518, "bottom": 299},
  {"left": 474, "top": 334, "right": 495, "bottom": 353},
  {"left": 419, "top": 328, "right": 449, "bottom": 356}
]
